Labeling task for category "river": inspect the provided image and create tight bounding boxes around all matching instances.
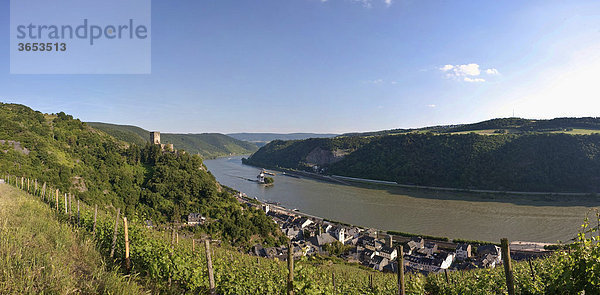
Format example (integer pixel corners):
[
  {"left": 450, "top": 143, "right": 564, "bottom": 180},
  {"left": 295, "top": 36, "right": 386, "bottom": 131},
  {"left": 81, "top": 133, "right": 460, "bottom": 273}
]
[{"left": 204, "top": 156, "right": 600, "bottom": 243}]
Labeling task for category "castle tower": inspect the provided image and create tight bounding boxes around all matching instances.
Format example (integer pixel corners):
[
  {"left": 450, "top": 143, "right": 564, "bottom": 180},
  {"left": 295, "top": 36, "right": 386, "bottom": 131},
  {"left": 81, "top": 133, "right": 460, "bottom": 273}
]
[{"left": 150, "top": 132, "right": 161, "bottom": 145}]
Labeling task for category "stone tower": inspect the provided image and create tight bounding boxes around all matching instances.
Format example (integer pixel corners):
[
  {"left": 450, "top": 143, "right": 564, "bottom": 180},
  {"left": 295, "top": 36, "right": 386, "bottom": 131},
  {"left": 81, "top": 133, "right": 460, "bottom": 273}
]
[{"left": 150, "top": 132, "right": 161, "bottom": 145}]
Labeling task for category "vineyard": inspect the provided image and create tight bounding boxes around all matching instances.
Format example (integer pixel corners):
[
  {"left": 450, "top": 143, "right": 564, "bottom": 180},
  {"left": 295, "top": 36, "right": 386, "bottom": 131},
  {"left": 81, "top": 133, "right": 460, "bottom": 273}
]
[{"left": 3, "top": 175, "right": 600, "bottom": 294}]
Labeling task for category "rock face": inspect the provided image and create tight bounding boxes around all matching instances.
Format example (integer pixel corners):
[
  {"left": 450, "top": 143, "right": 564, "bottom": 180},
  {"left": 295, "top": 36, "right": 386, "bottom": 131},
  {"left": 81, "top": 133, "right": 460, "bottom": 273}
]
[
  {"left": 305, "top": 147, "right": 348, "bottom": 166},
  {"left": 0, "top": 140, "right": 30, "bottom": 155}
]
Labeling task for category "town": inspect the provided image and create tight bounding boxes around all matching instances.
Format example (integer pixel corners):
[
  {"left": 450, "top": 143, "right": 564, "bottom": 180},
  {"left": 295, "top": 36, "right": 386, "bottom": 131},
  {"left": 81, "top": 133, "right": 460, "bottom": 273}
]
[
  {"left": 151, "top": 131, "right": 552, "bottom": 275},
  {"left": 185, "top": 190, "right": 552, "bottom": 276}
]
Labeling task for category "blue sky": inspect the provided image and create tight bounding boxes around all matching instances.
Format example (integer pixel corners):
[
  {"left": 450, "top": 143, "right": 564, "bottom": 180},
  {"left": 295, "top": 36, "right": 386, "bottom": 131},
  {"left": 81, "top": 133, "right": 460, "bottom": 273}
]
[{"left": 2, "top": 0, "right": 600, "bottom": 133}]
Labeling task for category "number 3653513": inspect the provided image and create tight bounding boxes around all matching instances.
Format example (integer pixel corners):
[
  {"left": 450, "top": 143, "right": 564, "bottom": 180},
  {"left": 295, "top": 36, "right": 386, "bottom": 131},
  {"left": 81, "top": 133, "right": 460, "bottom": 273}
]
[{"left": 18, "top": 43, "right": 67, "bottom": 52}]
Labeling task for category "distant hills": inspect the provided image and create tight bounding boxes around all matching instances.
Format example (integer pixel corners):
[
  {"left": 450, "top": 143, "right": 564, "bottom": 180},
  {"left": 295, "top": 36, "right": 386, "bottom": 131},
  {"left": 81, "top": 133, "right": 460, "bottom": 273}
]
[
  {"left": 245, "top": 117, "right": 600, "bottom": 193},
  {"left": 227, "top": 133, "right": 338, "bottom": 146},
  {"left": 341, "top": 117, "right": 600, "bottom": 137},
  {"left": 87, "top": 122, "right": 258, "bottom": 158}
]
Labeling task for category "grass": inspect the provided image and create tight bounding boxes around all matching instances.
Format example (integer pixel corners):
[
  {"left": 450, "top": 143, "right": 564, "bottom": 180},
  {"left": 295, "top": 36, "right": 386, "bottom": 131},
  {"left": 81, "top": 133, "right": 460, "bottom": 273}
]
[
  {"left": 550, "top": 128, "right": 600, "bottom": 135},
  {"left": 0, "top": 184, "right": 146, "bottom": 295},
  {"left": 449, "top": 129, "right": 504, "bottom": 135}
]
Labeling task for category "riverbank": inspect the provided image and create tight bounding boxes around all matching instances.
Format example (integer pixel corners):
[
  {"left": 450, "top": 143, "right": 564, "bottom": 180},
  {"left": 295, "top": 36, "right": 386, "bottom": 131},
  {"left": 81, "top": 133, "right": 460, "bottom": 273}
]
[
  {"left": 242, "top": 160, "right": 599, "bottom": 198},
  {"left": 331, "top": 175, "right": 599, "bottom": 197},
  {"left": 206, "top": 156, "right": 591, "bottom": 243}
]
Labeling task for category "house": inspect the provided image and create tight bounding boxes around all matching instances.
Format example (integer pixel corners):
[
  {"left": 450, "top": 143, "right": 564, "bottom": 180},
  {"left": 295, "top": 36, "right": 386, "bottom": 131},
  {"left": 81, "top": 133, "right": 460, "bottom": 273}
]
[
  {"left": 295, "top": 217, "right": 313, "bottom": 229},
  {"left": 405, "top": 254, "right": 441, "bottom": 273},
  {"left": 378, "top": 246, "right": 398, "bottom": 261},
  {"left": 362, "top": 249, "right": 376, "bottom": 260},
  {"left": 418, "top": 242, "right": 438, "bottom": 256},
  {"left": 310, "top": 232, "right": 337, "bottom": 247},
  {"left": 345, "top": 227, "right": 361, "bottom": 239},
  {"left": 283, "top": 227, "right": 302, "bottom": 241},
  {"left": 360, "top": 236, "right": 383, "bottom": 251},
  {"left": 187, "top": 213, "right": 206, "bottom": 225},
  {"left": 477, "top": 245, "right": 502, "bottom": 260},
  {"left": 332, "top": 227, "right": 345, "bottom": 243},
  {"left": 405, "top": 252, "right": 453, "bottom": 273},
  {"left": 406, "top": 237, "right": 425, "bottom": 252},
  {"left": 262, "top": 204, "right": 270, "bottom": 214},
  {"left": 456, "top": 244, "right": 472, "bottom": 260},
  {"left": 369, "top": 255, "right": 390, "bottom": 271},
  {"left": 477, "top": 245, "right": 502, "bottom": 268},
  {"left": 480, "top": 253, "right": 500, "bottom": 268}
]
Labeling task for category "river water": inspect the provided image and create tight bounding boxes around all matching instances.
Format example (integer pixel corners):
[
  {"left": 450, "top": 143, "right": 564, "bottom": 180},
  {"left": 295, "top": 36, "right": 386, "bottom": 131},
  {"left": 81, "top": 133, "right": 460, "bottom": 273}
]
[{"left": 205, "top": 156, "right": 600, "bottom": 243}]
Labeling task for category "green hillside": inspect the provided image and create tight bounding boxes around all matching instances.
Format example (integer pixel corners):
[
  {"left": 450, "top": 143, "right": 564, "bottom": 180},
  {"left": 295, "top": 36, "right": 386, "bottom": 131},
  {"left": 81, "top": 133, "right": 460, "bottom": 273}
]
[
  {"left": 86, "top": 122, "right": 149, "bottom": 146},
  {"left": 246, "top": 121, "right": 600, "bottom": 193},
  {"left": 5, "top": 179, "right": 600, "bottom": 294},
  {"left": 88, "top": 122, "right": 259, "bottom": 159},
  {"left": 0, "top": 103, "right": 281, "bottom": 247},
  {"left": 0, "top": 184, "right": 144, "bottom": 294}
]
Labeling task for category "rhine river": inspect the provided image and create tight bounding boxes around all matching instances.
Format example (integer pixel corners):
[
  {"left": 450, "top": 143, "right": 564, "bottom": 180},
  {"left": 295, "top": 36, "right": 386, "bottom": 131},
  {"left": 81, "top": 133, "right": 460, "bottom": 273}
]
[{"left": 205, "top": 156, "right": 600, "bottom": 243}]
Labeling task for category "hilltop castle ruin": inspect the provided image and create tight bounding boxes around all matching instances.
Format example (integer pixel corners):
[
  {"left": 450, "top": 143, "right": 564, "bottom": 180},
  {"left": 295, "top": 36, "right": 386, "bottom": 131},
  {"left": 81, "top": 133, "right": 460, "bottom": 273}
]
[{"left": 150, "top": 131, "right": 174, "bottom": 151}]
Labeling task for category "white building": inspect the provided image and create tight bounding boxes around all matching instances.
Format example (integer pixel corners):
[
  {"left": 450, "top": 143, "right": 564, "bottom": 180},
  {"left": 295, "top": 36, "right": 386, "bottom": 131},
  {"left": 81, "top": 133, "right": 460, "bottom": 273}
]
[
  {"left": 297, "top": 217, "right": 313, "bottom": 229},
  {"left": 187, "top": 213, "right": 206, "bottom": 225},
  {"left": 455, "top": 244, "right": 472, "bottom": 260},
  {"left": 378, "top": 246, "right": 397, "bottom": 261},
  {"left": 405, "top": 252, "right": 454, "bottom": 273},
  {"left": 332, "top": 227, "right": 345, "bottom": 243}
]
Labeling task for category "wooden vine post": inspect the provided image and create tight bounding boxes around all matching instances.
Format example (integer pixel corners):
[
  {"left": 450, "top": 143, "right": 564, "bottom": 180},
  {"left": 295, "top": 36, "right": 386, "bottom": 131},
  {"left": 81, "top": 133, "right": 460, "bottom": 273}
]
[
  {"left": 77, "top": 200, "right": 80, "bottom": 226},
  {"left": 69, "top": 194, "right": 73, "bottom": 220},
  {"left": 192, "top": 239, "right": 195, "bottom": 252},
  {"left": 64, "top": 193, "right": 68, "bottom": 214},
  {"left": 55, "top": 189, "right": 59, "bottom": 212},
  {"left": 397, "top": 245, "right": 405, "bottom": 295},
  {"left": 332, "top": 271, "right": 336, "bottom": 293},
  {"left": 287, "top": 240, "right": 294, "bottom": 295},
  {"left": 501, "top": 238, "right": 515, "bottom": 295},
  {"left": 123, "top": 217, "right": 130, "bottom": 272},
  {"left": 205, "top": 239, "right": 216, "bottom": 295},
  {"left": 528, "top": 258, "right": 536, "bottom": 281},
  {"left": 110, "top": 208, "right": 121, "bottom": 258}
]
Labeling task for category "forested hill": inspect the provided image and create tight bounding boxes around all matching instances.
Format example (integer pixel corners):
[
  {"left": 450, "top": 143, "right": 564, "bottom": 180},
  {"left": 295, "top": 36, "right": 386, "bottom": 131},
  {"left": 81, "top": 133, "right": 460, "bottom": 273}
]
[
  {"left": 87, "top": 122, "right": 258, "bottom": 158},
  {"left": 342, "top": 117, "right": 600, "bottom": 137},
  {"left": 0, "top": 103, "right": 282, "bottom": 247},
  {"left": 246, "top": 127, "right": 600, "bottom": 193},
  {"left": 227, "top": 133, "right": 338, "bottom": 146}
]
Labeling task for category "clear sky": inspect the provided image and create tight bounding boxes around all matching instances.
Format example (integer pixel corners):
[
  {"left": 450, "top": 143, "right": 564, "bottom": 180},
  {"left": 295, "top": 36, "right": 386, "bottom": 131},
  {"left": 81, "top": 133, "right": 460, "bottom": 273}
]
[{"left": 2, "top": 0, "right": 600, "bottom": 133}]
